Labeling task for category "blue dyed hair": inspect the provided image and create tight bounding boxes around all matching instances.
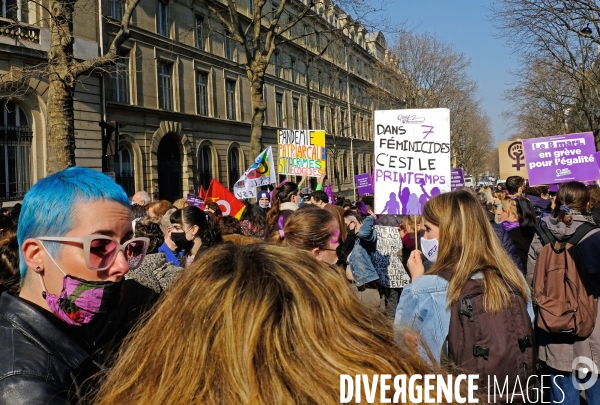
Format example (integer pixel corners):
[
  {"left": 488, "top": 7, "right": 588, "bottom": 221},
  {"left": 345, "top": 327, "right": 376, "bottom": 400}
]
[{"left": 17, "top": 167, "right": 130, "bottom": 277}]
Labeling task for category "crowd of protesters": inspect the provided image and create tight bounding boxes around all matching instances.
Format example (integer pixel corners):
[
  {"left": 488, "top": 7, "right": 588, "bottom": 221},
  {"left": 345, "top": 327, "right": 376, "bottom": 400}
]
[{"left": 2, "top": 168, "right": 600, "bottom": 403}]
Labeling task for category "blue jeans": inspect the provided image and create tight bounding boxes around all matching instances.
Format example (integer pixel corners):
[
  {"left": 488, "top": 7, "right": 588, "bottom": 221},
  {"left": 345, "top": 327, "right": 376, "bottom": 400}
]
[{"left": 549, "top": 368, "right": 600, "bottom": 404}]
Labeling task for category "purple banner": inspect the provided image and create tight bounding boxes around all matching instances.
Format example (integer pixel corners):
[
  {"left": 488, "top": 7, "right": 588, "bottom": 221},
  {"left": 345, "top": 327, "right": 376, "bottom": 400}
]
[
  {"left": 186, "top": 194, "right": 204, "bottom": 208},
  {"left": 451, "top": 168, "right": 465, "bottom": 191},
  {"left": 522, "top": 132, "right": 600, "bottom": 186},
  {"left": 355, "top": 173, "right": 374, "bottom": 196}
]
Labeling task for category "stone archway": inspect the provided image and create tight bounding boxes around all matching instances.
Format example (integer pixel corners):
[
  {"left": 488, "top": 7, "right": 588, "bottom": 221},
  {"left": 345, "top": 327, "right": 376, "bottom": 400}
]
[{"left": 150, "top": 121, "right": 195, "bottom": 200}]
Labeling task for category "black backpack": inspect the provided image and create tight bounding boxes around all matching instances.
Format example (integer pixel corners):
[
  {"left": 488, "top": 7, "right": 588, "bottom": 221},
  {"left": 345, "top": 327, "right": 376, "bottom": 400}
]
[{"left": 439, "top": 267, "right": 537, "bottom": 403}]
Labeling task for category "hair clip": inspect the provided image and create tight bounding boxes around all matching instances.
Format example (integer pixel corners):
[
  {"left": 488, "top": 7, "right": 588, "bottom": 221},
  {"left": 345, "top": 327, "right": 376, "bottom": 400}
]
[
  {"left": 279, "top": 229, "right": 285, "bottom": 239},
  {"left": 559, "top": 205, "right": 570, "bottom": 213}
]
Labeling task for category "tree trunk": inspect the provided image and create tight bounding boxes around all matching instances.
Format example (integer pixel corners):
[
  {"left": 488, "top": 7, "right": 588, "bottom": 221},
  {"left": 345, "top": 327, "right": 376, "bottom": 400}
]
[
  {"left": 46, "top": 80, "right": 76, "bottom": 173},
  {"left": 248, "top": 60, "right": 267, "bottom": 159},
  {"left": 46, "top": 0, "right": 76, "bottom": 173}
]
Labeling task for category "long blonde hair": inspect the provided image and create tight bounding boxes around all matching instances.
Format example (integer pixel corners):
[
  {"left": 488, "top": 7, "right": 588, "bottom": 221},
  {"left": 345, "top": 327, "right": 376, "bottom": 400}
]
[
  {"left": 92, "top": 243, "right": 449, "bottom": 404},
  {"left": 424, "top": 190, "right": 530, "bottom": 313}
]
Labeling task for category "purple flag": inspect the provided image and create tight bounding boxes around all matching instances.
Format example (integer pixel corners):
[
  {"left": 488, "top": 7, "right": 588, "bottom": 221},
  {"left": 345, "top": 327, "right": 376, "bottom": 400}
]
[{"left": 325, "top": 183, "right": 334, "bottom": 204}]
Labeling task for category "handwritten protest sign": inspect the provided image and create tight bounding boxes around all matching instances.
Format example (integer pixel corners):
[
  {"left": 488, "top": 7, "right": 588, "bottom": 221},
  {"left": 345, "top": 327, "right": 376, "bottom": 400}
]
[
  {"left": 522, "top": 132, "right": 599, "bottom": 186},
  {"left": 374, "top": 108, "right": 451, "bottom": 215},
  {"left": 451, "top": 168, "right": 465, "bottom": 190},
  {"left": 278, "top": 130, "right": 326, "bottom": 178},
  {"left": 354, "top": 173, "right": 374, "bottom": 195},
  {"left": 371, "top": 226, "right": 410, "bottom": 288},
  {"left": 499, "top": 141, "right": 528, "bottom": 180}
]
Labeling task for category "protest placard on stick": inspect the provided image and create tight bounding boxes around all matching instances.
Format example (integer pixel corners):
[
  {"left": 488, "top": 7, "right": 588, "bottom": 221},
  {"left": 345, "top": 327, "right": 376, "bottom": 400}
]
[
  {"left": 522, "top": 132, "right": 599, "bottom": 186},
  {"left": 374, "top": 109, "right": 451, "bottom": 215},
  {"left": 278, "top": 130, "right": 326, "bottom": 178}
]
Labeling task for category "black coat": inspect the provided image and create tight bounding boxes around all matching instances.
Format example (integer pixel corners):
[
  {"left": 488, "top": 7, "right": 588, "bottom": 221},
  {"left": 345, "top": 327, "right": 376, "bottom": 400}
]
[
  {"left": 0, "top": 290, "right": 100, "bottom": 404},
  {"left": 0, "top": 281, "right": 158, "bottom": 404},
  {"left": 490, "top": 221, "right": 525, "bottom": 274}
]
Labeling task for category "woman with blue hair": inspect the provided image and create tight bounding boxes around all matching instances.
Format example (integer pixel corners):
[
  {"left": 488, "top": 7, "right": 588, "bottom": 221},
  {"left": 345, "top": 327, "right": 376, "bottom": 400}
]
[{"left": 0, "top": 167, "right": 150, "bottom": 404}]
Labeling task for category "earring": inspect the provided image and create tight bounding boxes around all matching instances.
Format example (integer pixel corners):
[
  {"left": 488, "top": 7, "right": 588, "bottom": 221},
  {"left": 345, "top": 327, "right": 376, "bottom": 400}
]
[{"left": 35, "top": 266, "right": 42, "bottom": 273}]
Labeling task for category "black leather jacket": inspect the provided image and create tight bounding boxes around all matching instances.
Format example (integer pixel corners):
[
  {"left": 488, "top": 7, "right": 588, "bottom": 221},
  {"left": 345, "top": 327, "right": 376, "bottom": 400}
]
[{"left": 0, "top": 290, "right": 100, "bottom": 404}]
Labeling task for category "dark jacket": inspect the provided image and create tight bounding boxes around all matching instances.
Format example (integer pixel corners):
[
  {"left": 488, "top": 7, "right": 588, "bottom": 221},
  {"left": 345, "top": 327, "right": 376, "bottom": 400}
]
[
  {"left": 0, "top": 290, "right": 100, "bottom": 404},
  {"left": 506, "top": 225, "right": 535, "bottom": 275},
  {"left": 526, "top": 194, "right": 552, "bottom": 219},
  {"left": 489, "top": 220, "right": 524, "bottom": 273}
]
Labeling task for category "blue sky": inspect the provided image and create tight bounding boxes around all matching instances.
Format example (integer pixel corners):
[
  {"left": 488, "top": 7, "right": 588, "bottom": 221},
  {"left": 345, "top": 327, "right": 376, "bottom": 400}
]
[{"left": 384, "top": 0, "right": 518, "bottom": 143}]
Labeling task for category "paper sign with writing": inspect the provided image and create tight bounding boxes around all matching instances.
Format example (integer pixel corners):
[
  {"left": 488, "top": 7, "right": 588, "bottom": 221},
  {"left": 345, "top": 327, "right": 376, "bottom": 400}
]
[
  {"left": 371, "top": 225, "right": 410, "bottom": 288},
  {"left": 499, "top": 141, "right": 528, "bottom": 180},
  {"left": 374, "top": 108, "right": 451, "bottom": 215},
  {"left": 278, "top": 130, "right": 326, "bottom": 178},
  {"left": 354, "top": 173, "right": 374, "bottom": 195},
  {"left": 522, "top": 132, "right": 599, "bottom": 186},
  {"left": 451, "top": 168, "right": 465, "bottom": 190}
]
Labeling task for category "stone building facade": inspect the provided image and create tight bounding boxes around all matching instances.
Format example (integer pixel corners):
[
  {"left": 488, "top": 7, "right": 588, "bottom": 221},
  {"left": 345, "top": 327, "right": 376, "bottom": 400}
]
[{"left": 0, "top": 0, "right": 402, "bottom": 203}]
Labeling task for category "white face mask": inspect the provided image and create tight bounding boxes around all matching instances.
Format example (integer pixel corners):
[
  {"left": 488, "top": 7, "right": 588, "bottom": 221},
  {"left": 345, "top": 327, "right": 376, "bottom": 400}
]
[{"left": 420, "top": 237, "right": 439, "bottom": 263}]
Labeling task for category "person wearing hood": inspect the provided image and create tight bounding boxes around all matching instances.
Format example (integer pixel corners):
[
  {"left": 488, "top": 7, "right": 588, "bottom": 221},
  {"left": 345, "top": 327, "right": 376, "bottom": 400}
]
[
  {"left": 256, "top": 190, "right": 270, "bottom": 212},
  {"left": 527, "top": 181, "right": 600, "bottom": 404},
  {"left": 525, "top": 185, "right": 552, "bottom": 219},
  {"left": 497, "top": 196, "right": 537, "bottom": 274}
]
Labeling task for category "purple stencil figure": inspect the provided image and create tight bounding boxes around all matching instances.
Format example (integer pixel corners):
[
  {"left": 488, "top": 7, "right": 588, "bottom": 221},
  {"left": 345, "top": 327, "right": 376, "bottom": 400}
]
[
  {"left": 418, "top": 193, "right": 428, "bottom": 213},
  {"left": 407, "top": 193, "right": 420, "bottom": 214},
  {"left": 400, "top": 187, "right": 411, "bottom": 215},
  {"left": 420, "top": 183, "right": 441, "bottom": 202},
  {"left": 380, "top": 192, "right": 400, "bottom": 215}
]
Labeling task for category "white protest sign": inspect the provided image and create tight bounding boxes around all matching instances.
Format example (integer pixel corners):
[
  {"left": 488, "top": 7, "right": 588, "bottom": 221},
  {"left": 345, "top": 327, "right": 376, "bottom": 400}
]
[
  {"left": 371, "top": 226, "right": 410, "bottom": 288},
  {"left": 374, "top": 109, "right": 451, "bottom": 215}
]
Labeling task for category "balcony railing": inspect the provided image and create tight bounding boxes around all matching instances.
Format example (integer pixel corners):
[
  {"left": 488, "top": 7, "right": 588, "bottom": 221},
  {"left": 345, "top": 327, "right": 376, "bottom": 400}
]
[{"left": 0, "top": 19, "right": 40, "bottom": 43}]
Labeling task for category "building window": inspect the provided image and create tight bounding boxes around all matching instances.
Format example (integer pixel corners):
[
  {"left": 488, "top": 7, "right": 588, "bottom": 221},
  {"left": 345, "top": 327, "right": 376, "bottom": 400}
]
[
  {"left": 291, "top": 58, "right": 296, "bottom": 83},
  {"left": 276, "top": 93, "right": 283, "bottom": 127},
  {"left": 343, "top": 153, "right": 348, "bottom": 181},
  {"left": 226, "top": 80, "right": 236, "bottom": 120},
  {"left": 353, "top": 152, "right": 359, "bottom": 176},
  {"left": 317, "top": 70, "right": 322, "bottom": 92},
  {"left": 199, "top": 146, "right": 212, "bottom": 190},
  {"left": 157, "top": 0, "right": 168, "bottom": 36},
  {"left": 2, "top": 0, "right": 28, "bottom": 21},
  {"left": 271, "top": 0, "right": 278, "bottom": 12},
  {"left": 274, "top": 52, "right": 281, "bottom": 78},
  {"left": 195, "top": 15, "right": 205, "bottom": 51},
  {"left": 248, "top": 0, "right": 254, "bottom": 15},
  {"left": 360, "top": 116, "right": 364, "bottom": 139},
  {"left": 340, "top": 110, "right": 346, "bottom": 135},
  {"left": 115, "top": 146, "right": 134, "bottom": 196},
  {"left": 224, "top": 30, "right": 233, "bottom": 60},
  {"left": 292, "top": 98, "right": 299, "bottom": 129},
  {"left": 111, "top": 55, "right": 129, "bottom": 104},
  {"left": 352, "top": 113, "right": 357, "bottom": 137},
  {"left": 228, "top": 147, "right": 240, "bottom": 190},
  {"left": 158, "top": 61, "right": 173, "bottom": 110},
  {"left": 109, "top": 0, "right": 124, "bottom": 19},
  {"left": 303, "top": 26, "right": 308, "bottom": 45},
  {"left": 319, "top": 105, "right": 325, "bottom": 130},
  {"left": 0, "top": 101, "right": 32, "bottom": 201},
  {"left": 196, "top": 72, "right": 208, "bottom": 116},
  {"left": 308, "top": 100, "right": 313, "bottom": 127}
]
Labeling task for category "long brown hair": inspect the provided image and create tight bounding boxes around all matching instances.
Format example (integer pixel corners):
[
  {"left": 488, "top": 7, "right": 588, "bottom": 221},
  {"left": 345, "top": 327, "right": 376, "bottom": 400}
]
[
  {"left": 266, "top": 182, "right": 298, "bottom": 233},
  {"left": 424, "top": 190, "right": 530, "bottom": 313},
  {"left": 92, "top": 243, "right": 451, "bottom": 404},
  {"left": 275, "top": 205, "right": 338, "bottom": 251},
  {"left": 553, "top": 181, "right": 590, "bottom": 226}
]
